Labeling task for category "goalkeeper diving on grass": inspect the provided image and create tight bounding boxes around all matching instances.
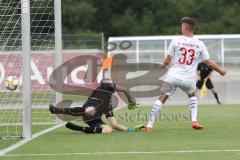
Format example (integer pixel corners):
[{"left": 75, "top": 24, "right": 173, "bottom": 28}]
[{"left": 49, "top": 79, "right": 144, "bottom": 134}]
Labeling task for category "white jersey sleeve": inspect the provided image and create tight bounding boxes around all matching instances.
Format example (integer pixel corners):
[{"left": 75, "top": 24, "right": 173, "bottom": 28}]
[{"left": 199, "top": 41, "right": 210, "bottom": 61}]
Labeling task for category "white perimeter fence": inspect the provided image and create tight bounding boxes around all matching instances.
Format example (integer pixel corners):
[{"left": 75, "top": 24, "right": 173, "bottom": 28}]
[{"left": 108, "top": 34, "right": 240, "bottom": 105}]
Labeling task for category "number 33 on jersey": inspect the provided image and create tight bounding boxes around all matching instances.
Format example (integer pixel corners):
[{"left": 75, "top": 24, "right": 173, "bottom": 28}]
[
  {"left": 178, "top": 47, "right": 195, "bottom": 65},
  {"left": 166, "top": 36, "right": 210, "bottom": 80}
]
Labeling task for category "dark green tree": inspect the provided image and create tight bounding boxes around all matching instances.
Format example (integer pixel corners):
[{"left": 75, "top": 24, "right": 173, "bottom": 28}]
[{"left": 62, "top": 0, "right": 240, "bottom": 37}]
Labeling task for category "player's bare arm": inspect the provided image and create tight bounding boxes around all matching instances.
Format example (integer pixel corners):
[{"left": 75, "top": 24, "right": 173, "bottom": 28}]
[
  {"left": 115, "top": 84, "right": 135, "bottom": 102},
  {"left": 107, "top": 116, "right": 145, "bottom": 132},
  {"left": 107, "top": 116, "right": 128, "bottom": 131},
  {"left": 115, "top": 84, "right": 139, "bottom": 110},
  {"left": 162, "top": 55, "right": 172, "bottom": 67},
  {"left": 204, "top": 59, "right": 227, "bottom": 76}
]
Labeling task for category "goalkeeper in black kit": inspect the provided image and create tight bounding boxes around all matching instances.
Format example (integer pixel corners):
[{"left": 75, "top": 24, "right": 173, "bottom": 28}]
[
  {"left": 196, "top": 62, "right": 221, "bottom": 104},
  {"left": 49, "top": 79, "right": 144, "bottom": 134}
]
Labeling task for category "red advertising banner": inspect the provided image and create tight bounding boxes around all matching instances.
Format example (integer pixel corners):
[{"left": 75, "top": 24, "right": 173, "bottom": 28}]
[{"left": 0, "top": 51, "right": 104, "bottom": 92}]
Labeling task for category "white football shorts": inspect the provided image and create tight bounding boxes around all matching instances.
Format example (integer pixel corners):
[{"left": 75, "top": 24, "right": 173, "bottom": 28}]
[{"left": 162, "top": 74, "right": 196, "bottom": 95}]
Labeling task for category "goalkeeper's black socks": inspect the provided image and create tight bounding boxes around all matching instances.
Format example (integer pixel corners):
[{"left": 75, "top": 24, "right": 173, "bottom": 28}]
[
  {"left": 49, "top": 104, "right": 85, "bottom": 116},
  {"left": 214, "top": 93, "right": 221, "bottom": 104},
  {"left": 69, "top": 107, "right": 86, "bottom": 116},
  {"left": 66, "top": 122, "right": 102, "bottom": 134},
  {"left": 49, "top": 104, "right": 62, "bottom": 114},
  {"left": 66, "top": 122, "right": 84, "bottom": 131},
  {"left": 83, "top": 126, "right": 103, "bottom": 134}
]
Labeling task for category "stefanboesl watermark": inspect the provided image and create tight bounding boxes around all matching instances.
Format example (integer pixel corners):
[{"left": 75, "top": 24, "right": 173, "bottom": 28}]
[
  {"left": 48, "top": 40, "right": 175, "bottom": 122},
  {"left": 116, "top": 111, "right": 190, "bottom": 122}
]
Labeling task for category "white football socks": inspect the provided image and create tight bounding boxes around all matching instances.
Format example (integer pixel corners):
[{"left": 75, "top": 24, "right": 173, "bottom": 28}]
[
  {"left": 188, "top": 96, "right": 198, "bottom": 122},
  {"left": 147, "top": 99, "right": 162, "bottom": 128}
]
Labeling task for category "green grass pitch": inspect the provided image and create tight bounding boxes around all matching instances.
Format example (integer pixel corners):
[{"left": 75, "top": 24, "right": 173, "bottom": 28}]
[{"left": 0, "top": 105, "right": 240, "bottom": 160}]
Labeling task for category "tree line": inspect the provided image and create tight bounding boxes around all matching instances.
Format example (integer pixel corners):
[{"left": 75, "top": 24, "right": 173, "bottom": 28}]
[{"left": 62, "top": 0, "right": 240, "bottom": 37}]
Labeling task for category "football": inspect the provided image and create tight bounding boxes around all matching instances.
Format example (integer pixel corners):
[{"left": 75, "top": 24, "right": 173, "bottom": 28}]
[{"left": 5, "top": 76, "right": 19, "bottom": 91}]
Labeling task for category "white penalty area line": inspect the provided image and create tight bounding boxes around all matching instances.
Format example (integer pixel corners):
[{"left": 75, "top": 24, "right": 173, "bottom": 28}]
[
  {"left": 2, "top": 150, "right": 240, "bottom": 157},
  {"left": 0, "top": 123, "right": 65, "bottom": 156}
]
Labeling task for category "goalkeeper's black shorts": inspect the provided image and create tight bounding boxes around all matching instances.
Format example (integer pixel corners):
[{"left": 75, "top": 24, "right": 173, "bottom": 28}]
[
  {"left": 83, "top": 97, "right": 102, "bottom": 109},
  {"left": 85, "top": 118, "right": 105, "bottom": 128},
  {"left": 196, "top": 78, "right": 214, "bottom": 89}
]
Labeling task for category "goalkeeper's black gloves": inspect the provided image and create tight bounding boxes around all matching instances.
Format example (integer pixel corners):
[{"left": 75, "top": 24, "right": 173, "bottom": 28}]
[
  {"left": 127, "top": 99, "right": 139, "bottom": 110},
  {"left": 127, "top": 124, "right": 145, "bottom": 132}
]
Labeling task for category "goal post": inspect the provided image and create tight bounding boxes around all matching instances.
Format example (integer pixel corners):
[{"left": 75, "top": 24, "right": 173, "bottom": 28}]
[
  {"left": 0, "top": 0, "right": 104, "bottom": 139},
  {"left": 21, "top": 0, "right": 31, "bottom": 139},
  {"left": 54, "top": 0, "right": 63, "bottom": 124}
]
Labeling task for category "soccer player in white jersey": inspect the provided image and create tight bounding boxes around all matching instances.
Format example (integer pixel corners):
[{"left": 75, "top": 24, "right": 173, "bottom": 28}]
[{"left": 145, "top": 17, "right": 227, "bottom": 132}]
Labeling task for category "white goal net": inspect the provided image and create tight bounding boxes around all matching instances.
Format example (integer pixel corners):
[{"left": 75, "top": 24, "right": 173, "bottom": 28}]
[
  {"left": 0, "top": 0, "right": 104, "bottom": 139},
  {"left": 0, "top": 0, "right": 56, "bottom": 138}
]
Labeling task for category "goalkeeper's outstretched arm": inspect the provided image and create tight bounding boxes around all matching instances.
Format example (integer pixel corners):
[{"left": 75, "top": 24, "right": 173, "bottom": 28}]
[
  {"left": 107, "top": 116, "right": 128, "bottom": 131},
  {"left": 107, "top": 117, "right": 145, "bottom": 132},
  {"left": 115, "top": 84, "right": 139, "bottom": 110},
  {"left": 115, "top": 84, "right": 135, "bottom": 102}
]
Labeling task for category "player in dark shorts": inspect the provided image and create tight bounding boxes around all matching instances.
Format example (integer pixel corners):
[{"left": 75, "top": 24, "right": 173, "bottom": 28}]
[
  {"left": 49, "top": 79, "right": 144, "bottom": 134},
  {"left": 196, "top": 62, "right": 221, "bottom": 104}
]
